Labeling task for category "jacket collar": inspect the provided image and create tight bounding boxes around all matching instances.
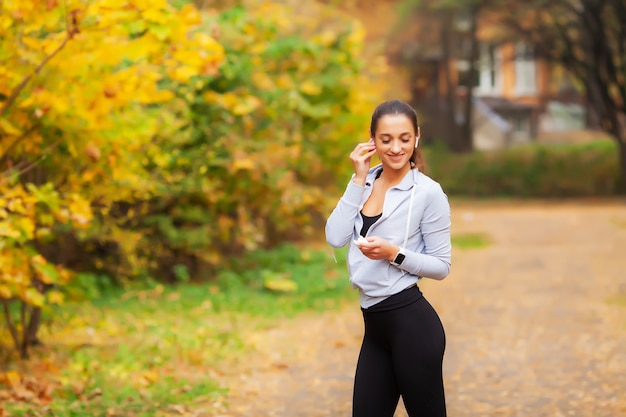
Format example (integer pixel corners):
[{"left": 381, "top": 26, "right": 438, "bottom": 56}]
[{"left": 366, "top": 164, "right": 419, "bottom": 190}]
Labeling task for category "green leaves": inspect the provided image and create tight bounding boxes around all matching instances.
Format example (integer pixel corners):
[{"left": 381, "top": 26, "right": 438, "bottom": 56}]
[{"left": 0, "top": 0, "right": 383, "bottom": 358}]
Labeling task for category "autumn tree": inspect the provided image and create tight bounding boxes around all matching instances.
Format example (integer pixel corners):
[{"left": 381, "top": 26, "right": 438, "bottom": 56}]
[
  {"left": 72, "top": 2, "right": 382, "bottom": 283},
  {"left": 0, "top": 0, "right": 223, "bottom": 358},
  {"left": 0, "top": 0, "right": 383, "bottom": 357}
]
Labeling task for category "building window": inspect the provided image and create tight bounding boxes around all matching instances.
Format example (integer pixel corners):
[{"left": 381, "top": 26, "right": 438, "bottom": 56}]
[
  {"left": 456, "top": 59, "right": 479, "bottom": 88},
  {"left": 514, "top": 42, "right": 537, "bottom": 95},
  {"left": 476, "top": 43, "right": 502, "bottom": 95}
]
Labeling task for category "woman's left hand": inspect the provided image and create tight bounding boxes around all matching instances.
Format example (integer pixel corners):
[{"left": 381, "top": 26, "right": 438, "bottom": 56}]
[{"left": 356, "top": 236, "right": 397, "bottom": 261}]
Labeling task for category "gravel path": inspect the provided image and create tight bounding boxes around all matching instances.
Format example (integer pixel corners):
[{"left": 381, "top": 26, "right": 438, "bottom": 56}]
[{"left": 212, "top": 200, "right": 626, "bottom": 417}]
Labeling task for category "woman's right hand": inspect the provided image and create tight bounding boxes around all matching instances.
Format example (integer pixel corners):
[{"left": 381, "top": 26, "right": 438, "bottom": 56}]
[{"left": 350, "top": 139, "right": 376, "bottom": 186}]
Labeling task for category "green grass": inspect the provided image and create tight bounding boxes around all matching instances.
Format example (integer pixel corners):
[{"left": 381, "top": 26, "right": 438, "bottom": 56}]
[
  {"left": 1, "top": 244, "right": 354, "bottom": 416},
  {"left": 452, "top": 232, "right": 491, "bottom": 249}
]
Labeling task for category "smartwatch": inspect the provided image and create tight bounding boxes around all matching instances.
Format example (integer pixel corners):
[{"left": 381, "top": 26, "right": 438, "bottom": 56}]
[{"left": 390, "top": 247, "right": 406, "bottom": 266}]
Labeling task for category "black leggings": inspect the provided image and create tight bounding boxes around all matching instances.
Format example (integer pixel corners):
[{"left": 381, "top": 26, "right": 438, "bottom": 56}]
[{"left": 353, "top": 285, "right": 446, "bottom": 417}]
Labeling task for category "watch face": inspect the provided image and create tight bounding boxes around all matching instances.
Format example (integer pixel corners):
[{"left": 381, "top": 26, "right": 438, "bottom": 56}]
[{"left": 395, "top": 253, "right": 406, "bottom": 265}]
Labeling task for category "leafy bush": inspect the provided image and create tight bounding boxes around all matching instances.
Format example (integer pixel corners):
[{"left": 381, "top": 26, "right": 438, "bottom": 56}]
[
  {"left": 0, "top": 0, "right": 382, "bottom": 355},
  {"left": 426, "top": 140, "right": 619, "bottom": 197}
]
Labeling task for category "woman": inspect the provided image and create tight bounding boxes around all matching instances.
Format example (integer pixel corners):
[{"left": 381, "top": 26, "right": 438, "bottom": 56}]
[{"left": 325, "top": 99, "right": 451, "bottom": 417}]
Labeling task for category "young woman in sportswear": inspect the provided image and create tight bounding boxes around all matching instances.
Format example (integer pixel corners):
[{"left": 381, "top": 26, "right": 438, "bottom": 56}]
[{"left": 325, "top": 99, "right": 451, "bottom": 417}]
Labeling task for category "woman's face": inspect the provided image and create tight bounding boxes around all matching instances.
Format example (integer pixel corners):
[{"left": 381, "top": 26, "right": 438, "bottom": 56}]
[{"left": 373, "top": 114, "right": 418, "bottom": 171}]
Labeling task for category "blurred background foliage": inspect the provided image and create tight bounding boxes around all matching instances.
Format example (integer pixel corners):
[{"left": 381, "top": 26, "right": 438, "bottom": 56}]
[
  {"left": 0, "top": 0, "right": 623, "bottom": 359},
  {"left": 0, "top": 0, "right": 388, "bottom": 357}
]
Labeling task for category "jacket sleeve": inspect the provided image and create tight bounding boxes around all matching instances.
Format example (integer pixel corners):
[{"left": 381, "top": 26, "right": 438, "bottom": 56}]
[
  {"left": 400, "top": 183, "right": 452, "bottom": 279},
  {"left": 325, "top": 178, "right": 366, "bottom": 248}
]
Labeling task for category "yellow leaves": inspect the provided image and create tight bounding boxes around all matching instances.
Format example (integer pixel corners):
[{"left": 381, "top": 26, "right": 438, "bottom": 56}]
[
  {"left": 30, "top": 255, "right": 62, "bottom": 285},
  {"left": 108, "top": 228, "right": 142, "bottom": 263},
  {"left": 300, "top": 80, "right": 322, "bottom": 96},
  {"left": 3, "top": 371, "right": 21, "bottom": 389},
  {"left": 346, "top": 20, "right": 366, "bottom": 50},
  {"left": 217, "top": 215, "right": 234, "bottom": 241},
  {"left": 0, "top": 285, "right": 12, "bottom": 299},
  {"left": 0, "top": 14, "right": 13, "bottom": 31},
  {"left": 180, "top": 4, "right": 202, "bottom": 25},
  {"left": 15, "top": 217, "right": 36, "bottom": 239},
  {"left": 315, "top": 30, "right": 337, "bottom": 47},
  {"left": 20, "top": 36, "right": 42, "bottom": 50},
  {"left": 23, "top": 288, "right": 45, "bottom": 307},
  {"left": 30, "top": 254, "right": 46, "bottom": 266},
  {"left": 172, "top": 50, "right": 205, "bottom": 68},
  {"left": 262, "top": 271, "right": 298, "bottom": 293},
  {"left": 136, "top": 369, "right": 159, "bottom": 387},
  {"left": 193, "top": 32, "right": 222, "bottom": 52},
  {"left": 203, "top": 91, "right": 262, "bottom": 115},
  {"left": 0, "top": 222, "right": 21, "bottom": 239},
  {"left": 233, "top": 96, "right": 262, "bottom": 115},
  {"left": 231, "top": 158, "right": 254, "bottom": 172},
  {"left": 89, "top": 0, "right": 126, "bottom": 9},
  {"left": 3, "top": 0, "right": 36, "bottom": 19},
  {"left": 67, "top": 194, "right": 93, "bottom": 228},
  {"left": 142, "top": 8, "right": 169, "bottom": 24},
  {"left": 165, "top": 33, "right": 224, "bottom": 83},
  {"left": 164, "top": 33, "right": 223, "bottom": 82},
  {"left": 19, "top": 89, "right": 69, "bottom": 115},
  {"left": 47, "top": 290, "right": 64, "bottom": 305},
  {"left": 7, "top": 197, "right": 27, "bottom": 214},
  {"left": 203, "top": 90, "right": 233, "bottom": 107},
  {"left": 0, "top": 233, "right": 70, "bottom": 305},
  {"left": 255, "top": 2, "right": 292, "bottom": 31},
  {"left": 276, "top": 74, "right": 294, "bottom": 89},
  {"left": 1, "top": 0, "right": 223, "bottom": 136},
  {"left": 168, "top": 66, "right": 199, "bottom": 83},
  {"left": 113, "top": 37, "right": 160, "bottom": 62},
  {"left": 0, "top": 185, "right": 38, "bottom": 240},
  {"left": 252, "top": 71, "right": 275, "bottom": 90},
  {"left": 146, "top": 89, "right": 174, "bottom": 103},
  {"left": 0, "top": 117, "right": 23, "bottom": 136}
]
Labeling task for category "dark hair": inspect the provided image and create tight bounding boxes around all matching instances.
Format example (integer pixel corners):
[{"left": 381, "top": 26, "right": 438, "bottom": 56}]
[{"left": 369, "top": 99, "right": 425, "bottom": 172}]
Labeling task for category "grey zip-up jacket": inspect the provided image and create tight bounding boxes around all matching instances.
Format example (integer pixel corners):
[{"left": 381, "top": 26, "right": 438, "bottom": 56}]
[{"left": 325, "top": 164, "right": 451, "bottom": 308}]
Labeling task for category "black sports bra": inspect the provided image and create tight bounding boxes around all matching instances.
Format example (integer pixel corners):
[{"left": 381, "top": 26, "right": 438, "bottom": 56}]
[
  {"left": 359, "top": 168, "right": 384, "bottom": 237},
  {"left": 360, "top": 212, "right": 381, "bottom": 237}
]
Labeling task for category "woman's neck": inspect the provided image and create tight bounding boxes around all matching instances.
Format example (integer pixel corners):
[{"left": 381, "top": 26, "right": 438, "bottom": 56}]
[{"left": 378, "top": 164, "right": 411, "bottom": 187}]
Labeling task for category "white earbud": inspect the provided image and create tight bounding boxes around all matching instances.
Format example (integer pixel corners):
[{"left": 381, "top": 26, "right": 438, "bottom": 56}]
[{"left": 415, "top": 136, "right": 420, "bottom": 148}]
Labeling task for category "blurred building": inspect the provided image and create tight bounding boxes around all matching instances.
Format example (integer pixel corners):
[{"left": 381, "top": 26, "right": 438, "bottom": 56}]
[{"left": 346, "top": 0, "right": 590, "bottom": 150}]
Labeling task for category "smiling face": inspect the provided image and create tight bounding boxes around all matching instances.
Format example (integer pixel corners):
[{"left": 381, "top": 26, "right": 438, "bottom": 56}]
[{"left": 373, "top": 114, "right": 420, "bottom": 172}]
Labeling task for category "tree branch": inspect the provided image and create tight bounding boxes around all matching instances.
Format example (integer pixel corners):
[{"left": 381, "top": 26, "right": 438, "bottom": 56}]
[
  {"left": 20, "top": 301, "right": 27, "bottom": 354},
  {"left": 2, "top": 300, "right": 21, "bottom": 353},
  {"left": 1, "top": 138, "right": 63, "bottom": 180},
  {"left": 0, "top": 36, "right": 70, "bottom": 117},
  {"left": 0, "top": 123, "right": 40, "bottom": 164}
]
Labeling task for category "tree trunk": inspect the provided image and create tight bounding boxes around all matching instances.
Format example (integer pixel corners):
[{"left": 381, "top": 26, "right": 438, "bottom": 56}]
[
  {"left": 440, "top": 11, "right": 460, "bottom": 150},
  {"left": 458, "top": 7, "right": 479, "bottom": 153},
  {"left": 2, "top": 300, "right": 20, "bottom": 353},
  {"left": 26, "top": 306, "right": 43, "bottom": 347}
]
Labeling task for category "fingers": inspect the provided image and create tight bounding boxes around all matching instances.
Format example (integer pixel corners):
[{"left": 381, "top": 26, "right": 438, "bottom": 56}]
[
  {"left": 356, "top": 236, "right": 392, "bottom": 261},
  {"left": 350, "top": 148, "right": 376, "bottom": 164},
  {"left": 355, "top": 139, "right": 376, "bottom": 151},
  {"left": 351, "top": 142, "right": 375, "bottom": 156},
  {"left": 350, "top": 139, "right": 376, "bottom": 183}
]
